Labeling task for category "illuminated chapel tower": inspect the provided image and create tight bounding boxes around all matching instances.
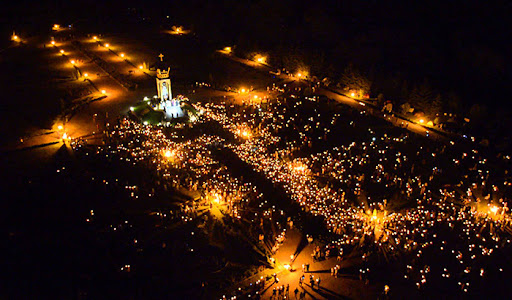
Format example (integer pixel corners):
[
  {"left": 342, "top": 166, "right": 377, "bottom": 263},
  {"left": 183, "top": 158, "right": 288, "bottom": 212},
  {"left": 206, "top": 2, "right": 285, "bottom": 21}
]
[
  {"left": 156, "top": 53, "right": 172, "bottom": 106},
  {"left": 155, "top": 54, "right": 183, "bottom": 118}
]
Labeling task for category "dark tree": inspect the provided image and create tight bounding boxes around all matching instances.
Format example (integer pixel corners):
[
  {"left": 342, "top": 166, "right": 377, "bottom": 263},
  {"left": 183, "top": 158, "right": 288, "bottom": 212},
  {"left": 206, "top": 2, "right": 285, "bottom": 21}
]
[{"left": 338, "top": 64, "right": 371, "bottom": 97}]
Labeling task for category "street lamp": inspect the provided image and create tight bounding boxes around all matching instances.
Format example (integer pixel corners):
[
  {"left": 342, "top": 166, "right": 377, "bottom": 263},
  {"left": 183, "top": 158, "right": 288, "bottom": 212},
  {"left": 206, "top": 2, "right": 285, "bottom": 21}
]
[
  {"left": 224, "top": 46, "right": 232, "bottom": 53},
  {"left": 101, "top": 90, "right": 106, "bottom": 94},
  {"left": 120, "top": 53, "right": 125, "bottom": 58},
  {"left": 256, "top": 56, "right": 266, "bottom": 64},
  {"left": 104, "top": 43, "right": 109, "bottom": 48},
  {"left": 164, "top": 150, "right": 173, "bottom": 159}
]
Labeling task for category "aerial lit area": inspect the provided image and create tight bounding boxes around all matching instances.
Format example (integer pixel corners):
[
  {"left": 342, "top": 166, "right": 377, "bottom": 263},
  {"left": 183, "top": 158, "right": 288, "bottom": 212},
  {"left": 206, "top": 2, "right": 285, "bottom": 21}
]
[{"left": 1, "top": 1, "right": 510, "bottom": 299}]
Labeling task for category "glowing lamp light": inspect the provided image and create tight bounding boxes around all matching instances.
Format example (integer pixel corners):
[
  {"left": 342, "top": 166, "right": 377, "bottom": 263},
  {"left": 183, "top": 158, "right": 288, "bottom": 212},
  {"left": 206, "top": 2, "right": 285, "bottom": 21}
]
[
  {"left": 490, "top": 206, "right": 498, "bottom": 214},
  {"left": 427, "top": 121, "right": 434, "bottom": 126},
  {"left": 139, "top": 65, "right": 143, "bottom": 70},
  {"left": 254, "top": 95, "right": 258, "bottom": 99},
  {"left": 13, "top": 35, "right": 19, "bottom": 41},
  {"left": 104, "top": 43, "right": 109, "bottom": 48},
  {"left": 57, "top": 125, "right": 63, "bottom": 130},
  {"left": 213, "top": 194, "right": 221, "bottom": 203},
  {"left": 164, "top": 150, "right": 172, "bottom": 158},
  {"left": 93, "top": 36, "right": 97, "bottom": 40},
  {"left": 60, "top": 49, "right": 65, "bottom": 54},
  {"left": 256, "top": 56, "right": 266, "bottom": 63},
  {"left": 70, "top": 60, "right": 75, "bottom": 64},
  {"left": 351, "top": 92, "right": 356, "bottom": 97},
  {"left": 297, "top": 73, "right": 302, "bottom": 78},
  {"left": 84, "top": 73, "right": 88, "bottom": 78},
  {"left": 53, "top": 24, "right": 60, "bottom": 30},
  {"left": 240, "top": 88, "right": 246, "bottom": 93},
  {"left": 224, "top": 46, "right": 231, "bottom": 52},
  {"left": 130, "top": 107, "right": 134, "bottom": 112},
  {"left": 419, "top": 119, "right": 425, "bottom": 124},
  {"left": 62, "top": 133, "right": 68, "bottom": 140},
  {"left": 120, "top": 53, "right": 125, "bottom": 58},
  {"left": 101, "top": 90, "right": 106, "bottom": 94},
  {"left": 283, "top": 264, "right": 291, "bottom": 270},
  {"left": 51, "top": 41, "right": 55, "bottom": 45},
  {"left": 293, "top": 164, "right": 307, "bottom": 172}
]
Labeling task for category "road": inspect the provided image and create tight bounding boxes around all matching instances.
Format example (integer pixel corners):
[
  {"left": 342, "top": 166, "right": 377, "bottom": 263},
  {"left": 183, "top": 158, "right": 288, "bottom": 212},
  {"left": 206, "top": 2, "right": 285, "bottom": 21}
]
[
  {"left": 218, "top": 51, "right": 450, "bottom": 141},
  {"left": 1, "top": 33, "right": 156, "bottom": 156},
  {"left": 225, "top": 227, "right": 382, "bottom": 299}
]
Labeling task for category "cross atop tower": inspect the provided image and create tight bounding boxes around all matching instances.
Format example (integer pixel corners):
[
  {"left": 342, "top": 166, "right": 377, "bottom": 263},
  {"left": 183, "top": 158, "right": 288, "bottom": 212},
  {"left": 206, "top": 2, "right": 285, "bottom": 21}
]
[{"left": 158, "top": 53, "right": 164, "bottom": 61}]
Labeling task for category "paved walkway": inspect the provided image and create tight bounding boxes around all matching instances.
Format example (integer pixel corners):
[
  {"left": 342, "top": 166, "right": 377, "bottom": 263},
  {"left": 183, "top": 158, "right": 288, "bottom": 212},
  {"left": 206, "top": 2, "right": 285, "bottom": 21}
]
[
  {"left": 225, "top": 226, "right": 380, "bottom": 299},
  {"left": 218, "top": 52, "right": 451, "bottom": 142}
]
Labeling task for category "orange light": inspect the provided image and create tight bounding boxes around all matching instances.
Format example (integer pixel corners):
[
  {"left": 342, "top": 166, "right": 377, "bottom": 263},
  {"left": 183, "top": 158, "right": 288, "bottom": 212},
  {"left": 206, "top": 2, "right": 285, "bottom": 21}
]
[
  {"left": 101, "top": 90, "right": 106, "bottom": 94},
  {"left": 70, "top": 60, "right": 75, "bottom": 64},
  {"left": 60, "top": 49, "right": 65, "bottom": 54},
  {"left": 51, "top": 41, "right": 55, "bottom": 45},
  {"left": 84, "top": 73, "right": 88, "bottom": 78},
  {"left": 104, "top": 43, "right": 109, "bottom": 48},
  {"left": 351, "top": 92, "right": 355, "bottom": 97},
  {"left": 224, "top": 46, "right": 231, "bottom": 52},
  {"left": 93, "top": 36, "right": 97, "bottom": 40},
  {"left": 120, "top": 53, "right": 125, "bottom": 58},
  {"left": 139, "top": 65, "right": 143, "bottom": 70}
]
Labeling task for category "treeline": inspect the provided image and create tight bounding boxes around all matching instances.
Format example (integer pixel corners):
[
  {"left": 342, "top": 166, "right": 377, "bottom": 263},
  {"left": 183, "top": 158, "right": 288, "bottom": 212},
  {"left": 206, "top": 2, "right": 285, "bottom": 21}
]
[{"left": 161, "top": 0, "right": 509, "bottom": 145}]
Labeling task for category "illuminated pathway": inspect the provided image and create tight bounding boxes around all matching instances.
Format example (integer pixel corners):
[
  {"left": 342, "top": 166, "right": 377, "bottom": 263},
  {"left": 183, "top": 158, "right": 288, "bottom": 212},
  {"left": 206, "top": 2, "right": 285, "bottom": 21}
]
[{"left": 217, "top": 50, "right": 449, "bottom": 141}]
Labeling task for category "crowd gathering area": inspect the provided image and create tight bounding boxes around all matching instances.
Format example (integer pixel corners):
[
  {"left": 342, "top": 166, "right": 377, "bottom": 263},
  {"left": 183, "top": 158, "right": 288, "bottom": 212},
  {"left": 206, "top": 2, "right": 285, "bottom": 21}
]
[{"left": 69, "top": 80, "right": 512, "bottom": 299}]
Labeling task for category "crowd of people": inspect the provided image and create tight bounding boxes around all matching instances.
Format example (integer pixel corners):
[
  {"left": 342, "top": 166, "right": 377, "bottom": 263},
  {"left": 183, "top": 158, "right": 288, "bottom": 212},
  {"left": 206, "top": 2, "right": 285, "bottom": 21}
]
[
  {"left": 194, "top": 91, "right": 512, "bottom": 296},
  {"left": 69, "top": 81, "right": 512, "bottom": 297}
]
